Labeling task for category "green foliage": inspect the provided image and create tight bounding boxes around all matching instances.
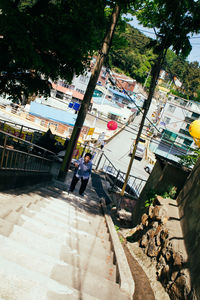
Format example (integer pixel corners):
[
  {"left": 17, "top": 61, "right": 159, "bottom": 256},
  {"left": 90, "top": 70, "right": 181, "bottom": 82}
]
[
  {"left": 163, "top": 49, "right": 200, "bottom": 101},
  {"left": 162, "top": 185, "right": 177, "bottom": 199},
  {"left": 0, "top": 0, "right": 108, "bottom": 102},
  {"left": 109, "top": 24, "right": 156, "bottom": 83},
  {"left": 144, "top": 189, "right": 157, "bottom": 207},
  {"left": 178, "top": 149, "right": 200, "bottom": 168},
  {"left": 144, "top": 186, "right": 177, "bottom": 208},
  {"left": 170, "top": 89, "right": 189, "bottom": 100},
  {"left": 109, "top": 1, "right": 200, "bottom": 101},
  {"left": 115, "top": 225, "right": 120, "bottom": 232}
]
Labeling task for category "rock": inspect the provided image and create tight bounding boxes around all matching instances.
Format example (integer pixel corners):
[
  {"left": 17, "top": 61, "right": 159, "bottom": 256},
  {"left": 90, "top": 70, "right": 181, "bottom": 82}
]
[
  {"left": 171, "top": 270, "right": 179, "bottom": 282},
  {"left": 160, "top": 228, "right": 169, "bottom": 241},
  {"left": 165, "top": 251, "right": 172, "bottom": 262},
  {"left": 162, "top": 240, "right": 169, "bottom": 256},
  {"left": 152, "top": 221, "right": 159, "bottom": 229},
  {"left": 160, "top": 264, "right": 170, "bottom": 283},
  {"left": 148, "top": 228, "right": 156, "bottom": 239},
  {"left": 136, "top": 224, "right": 143, "bottom": 231},
  {"left": 159, "top": 255, "right": 166, "bottom": 266},
  {"left": 156, "top": 195, "right": 164, "bottom": 205},
  {"left": 140, "top": 234, "right": 148, "bottom": 248},
  {"left": 118, "top": 209, "right": 132, "bottom": 221},
  {"left": 152, "top": 205, "right": 160, "bottom": 219},
  {"left": 156, "top": 234, "right": 161, "bottom": 246},
  {"left": 155, "top": 224, "right": 162, "bottom": 235},
  {"left": 147, "top": 240, "right": 161, "bottom": 257},
  {"left": 153, "top": 205, "right": 169, "bottom": 223},
  {"left": 173, "top": 252, "right": 182, "bottom": 267},
  {"left": 141, "top": 213, "right": 148, "bottom": 226},
  {"left": 148, "top": 205, "right": 154, "bottom": 219},
  {"left": 161, "top": 215, "right": 168, "bottom": 225}
]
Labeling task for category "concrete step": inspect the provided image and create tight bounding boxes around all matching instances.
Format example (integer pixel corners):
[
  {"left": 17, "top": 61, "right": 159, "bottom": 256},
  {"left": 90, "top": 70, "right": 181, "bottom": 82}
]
[
  {"left": 39, "top": 186, "right": 101, "bottom": 213},
  {"left": 36, "top": 196, "right": 104, "bottom": 223},
  {"left": 4, "top": 218, "right": 113, "bottom": 262},
  {"left": 22, "top": 202, "right": 109, "bottom": 239},
  {"left": 29, "top": 190, "right": 104, "bottom": 222},
  {"left": 0, "top": 255, "right": 98, "bottom": 300},
  {"left": 39, "top": 200, "right": 106, "bottom": 230},
  {"left": 10, "top": 207, "right": 110, "bottom": 244},
  {"left": 0, "top": 191, "right": 41, "bottom": 219},
  {"left": 0, "top": 234, "right": 116, "bottom": 282}
]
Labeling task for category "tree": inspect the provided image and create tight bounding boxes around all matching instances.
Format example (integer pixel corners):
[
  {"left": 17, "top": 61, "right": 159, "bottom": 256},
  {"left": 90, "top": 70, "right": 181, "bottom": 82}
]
[
  {"left": 178, "top": 148, "right": 200, "bottom": 168},
  {"left": 121, "top": 0, "right": 200, "bottom": 195},
  {"left": 0, "top": 0, "right": 108, "bottom": 102},
  {"left": 58, "top": 4, "right": 122, "bottom": 181},
  {"left": 109, "top": 24, "right": 156, "bottom": 83}
]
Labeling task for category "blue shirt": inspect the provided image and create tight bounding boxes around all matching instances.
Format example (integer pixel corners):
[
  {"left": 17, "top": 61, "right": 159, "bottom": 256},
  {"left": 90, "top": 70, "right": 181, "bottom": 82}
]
[{"left": 75, "top": 157, "right": 92, "bottom": 179}]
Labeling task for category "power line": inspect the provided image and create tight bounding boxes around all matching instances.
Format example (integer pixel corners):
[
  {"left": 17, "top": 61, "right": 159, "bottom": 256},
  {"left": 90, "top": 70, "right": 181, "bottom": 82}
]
[
  {"left": 104, "top": 65, "right": 197, "bottom": 151},
  {"left": 107, "top": 67, "right": 162, "bottom": 134}
]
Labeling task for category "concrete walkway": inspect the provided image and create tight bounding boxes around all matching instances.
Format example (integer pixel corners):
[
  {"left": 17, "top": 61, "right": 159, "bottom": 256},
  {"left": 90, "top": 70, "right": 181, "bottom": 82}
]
[{"left": 0, "top": 171, "right": 134, "bottom": 300}]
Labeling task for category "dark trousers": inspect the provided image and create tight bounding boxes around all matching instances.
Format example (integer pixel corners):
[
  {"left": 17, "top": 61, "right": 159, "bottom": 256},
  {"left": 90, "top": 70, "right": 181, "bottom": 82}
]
[{"left": 69, "top": 174, "right": 89, "bottom": 195}]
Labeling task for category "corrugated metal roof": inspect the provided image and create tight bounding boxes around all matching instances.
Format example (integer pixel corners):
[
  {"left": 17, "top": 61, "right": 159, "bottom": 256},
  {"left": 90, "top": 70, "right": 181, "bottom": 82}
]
[{"left": 30, "top": 102, "right": 77, "bottom": 126}]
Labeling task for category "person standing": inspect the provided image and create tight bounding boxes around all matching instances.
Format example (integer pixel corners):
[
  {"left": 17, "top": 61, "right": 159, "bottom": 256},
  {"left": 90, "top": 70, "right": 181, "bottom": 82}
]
[{"left": 68, "top": 153, "right": 92, "bottom": 196}]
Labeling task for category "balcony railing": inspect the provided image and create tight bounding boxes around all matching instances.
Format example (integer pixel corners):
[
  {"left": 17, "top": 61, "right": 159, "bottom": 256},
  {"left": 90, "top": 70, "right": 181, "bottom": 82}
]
[
  {"left": 0, "top": 130, "right": 55, "bottom": 173},
  {"left": 179, "top": 128, "right": 191, "bottom": 137}
]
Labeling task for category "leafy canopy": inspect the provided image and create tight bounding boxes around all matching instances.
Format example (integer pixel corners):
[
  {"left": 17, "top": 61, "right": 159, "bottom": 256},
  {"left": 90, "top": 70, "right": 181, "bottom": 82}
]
[{"left": 0, "top": 0, "right": 109, "bottom": 102}]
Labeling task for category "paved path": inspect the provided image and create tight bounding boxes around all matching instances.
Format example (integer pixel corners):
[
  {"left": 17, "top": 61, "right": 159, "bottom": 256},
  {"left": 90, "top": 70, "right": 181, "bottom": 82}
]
[{"left": 0, "top": 171, "right": 134, "bottom": 300}]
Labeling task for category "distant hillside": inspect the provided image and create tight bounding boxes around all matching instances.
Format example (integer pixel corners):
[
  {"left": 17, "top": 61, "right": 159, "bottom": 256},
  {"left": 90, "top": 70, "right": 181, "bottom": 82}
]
[{"left": 109, "top": 24, "right": 200, "bottom": 101}]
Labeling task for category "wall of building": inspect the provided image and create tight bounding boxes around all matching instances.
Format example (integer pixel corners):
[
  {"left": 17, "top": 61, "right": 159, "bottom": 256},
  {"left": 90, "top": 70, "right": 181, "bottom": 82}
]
[
  {"left": 132, "top": 158, "right": 190, "bottom": 226},
  {"left": 176, "top": 158, "right": 200, "bottom": 298},
  {"left": 71, "top": 73, "right": 91, "bottom": 94}
]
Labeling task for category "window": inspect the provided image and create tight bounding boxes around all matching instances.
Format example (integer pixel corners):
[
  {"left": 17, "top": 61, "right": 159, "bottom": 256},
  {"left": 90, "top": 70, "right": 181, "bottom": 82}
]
[
  {"left": 162, "top": 130, "right": 177, "bottom": 142},
  {"left": 191, "top": 112, "right": 200, "bottom": 119},
  {"left": 183, "top": 138, "right": 192, "bottom": 146},
  {"left": 55, "top": 91, "right": 64, "bottom": 99},
  {"left": 179, "top": 100, "right": 187, "bottom": 107},
  {"left": 163, "top": 117, "right": 171, "bottom": 125},
  {"left": 76, "top": 88, "right": 85, "bottom": 94},
  {"left": 168, "top": 105, "right": 176, "bottom": 113},
  {"left": 79, "top": 75, "right": 88, "bottom": 84}
]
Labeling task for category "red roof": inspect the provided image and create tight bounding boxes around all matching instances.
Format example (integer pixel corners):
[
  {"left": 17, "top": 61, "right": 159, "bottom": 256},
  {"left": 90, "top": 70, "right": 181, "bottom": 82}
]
[{"left": 52, "top": 83, "right": 93, "bottom": 103}]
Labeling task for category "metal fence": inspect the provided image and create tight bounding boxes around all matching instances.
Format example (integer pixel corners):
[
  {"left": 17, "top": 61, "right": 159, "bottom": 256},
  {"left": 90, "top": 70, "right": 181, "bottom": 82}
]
[
  {"left": 0, "top": 130, "right": 55, "bottom": 173},
  {"left": 0, "top": 117, "right": 146, "bottom": 197},
  {"left": 94, "top": 151, "right": 146, "bottom": 199}
]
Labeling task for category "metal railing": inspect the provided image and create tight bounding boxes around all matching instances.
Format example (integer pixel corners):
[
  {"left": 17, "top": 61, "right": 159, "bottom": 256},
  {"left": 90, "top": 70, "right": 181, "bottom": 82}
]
[
  {"left": 94, "top": 152, "right": 146, "bottom": 199},
  {"left": 0, "top": 130, "right": 55, "bottom": 173},
  {"left": 0, "top": 118, "right": 49, "bottom": 143},
  {"left": 0, "top": 116, "right": 146, "bottom": 197}
]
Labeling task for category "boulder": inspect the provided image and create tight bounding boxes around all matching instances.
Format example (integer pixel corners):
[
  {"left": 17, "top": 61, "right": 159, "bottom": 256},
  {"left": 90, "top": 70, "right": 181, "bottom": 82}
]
[{"left": 141, "top": 213, "right": 148, "bottom": 226}]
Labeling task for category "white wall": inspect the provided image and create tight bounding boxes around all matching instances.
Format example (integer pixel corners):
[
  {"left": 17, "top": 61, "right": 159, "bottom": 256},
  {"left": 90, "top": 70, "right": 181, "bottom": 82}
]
[{"left": 71, "top": 72, "right": 91, "bottom": 94}]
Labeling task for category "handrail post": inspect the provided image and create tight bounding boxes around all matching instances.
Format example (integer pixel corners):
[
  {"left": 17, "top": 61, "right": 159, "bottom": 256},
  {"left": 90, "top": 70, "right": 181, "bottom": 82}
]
[
  {"left": 95, "top": 152, "right": 104, "bottom": 170},
  {"left": 1, "top": 135, "right": 7, "bottom": 168},
  {"left": 112, "top": 169, "right": 120, "bottom": 190},
  {"left": 17, "top": 125, "right": 23, "bottom": 145}
]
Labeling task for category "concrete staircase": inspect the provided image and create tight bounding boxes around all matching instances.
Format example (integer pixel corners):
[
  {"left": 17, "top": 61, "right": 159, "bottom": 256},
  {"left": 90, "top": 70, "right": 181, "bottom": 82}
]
[{"left": 0, "top": 183, "right": 134, "bottom": 300}]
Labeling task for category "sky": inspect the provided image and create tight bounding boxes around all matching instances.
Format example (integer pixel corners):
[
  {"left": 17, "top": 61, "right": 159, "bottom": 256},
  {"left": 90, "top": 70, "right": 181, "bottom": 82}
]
[{"left": 129, "top": 16, "right": 200, "bottom": 64}]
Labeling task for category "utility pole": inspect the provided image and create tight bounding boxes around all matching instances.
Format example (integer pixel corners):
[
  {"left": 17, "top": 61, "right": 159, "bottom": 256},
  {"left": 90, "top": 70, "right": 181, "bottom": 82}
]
[
  {"left": 58, "top": 4, "right": 121, "bottom": 182},
  {"left": 120, "top": 53, "right": 164, "bottom": 196}
]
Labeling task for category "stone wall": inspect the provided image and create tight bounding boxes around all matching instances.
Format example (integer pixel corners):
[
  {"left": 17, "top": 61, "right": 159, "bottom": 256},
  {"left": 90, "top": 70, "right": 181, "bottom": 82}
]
[
  {"left": 128, "top": 196, "right": 193, "bottom": 300},
  {"left": 177, "top": 158, "right": 200, "bottom": 299},
  {"left": 132, "top": 157, "right": 190, "bottom": 226}
]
